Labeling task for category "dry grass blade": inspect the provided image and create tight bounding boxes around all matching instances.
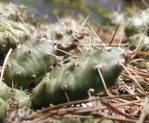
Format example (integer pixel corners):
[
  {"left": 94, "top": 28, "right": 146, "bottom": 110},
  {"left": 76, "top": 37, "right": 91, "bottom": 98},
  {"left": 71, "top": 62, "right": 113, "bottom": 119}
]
[
  {"left": 97, "top": 68, "right": 108, "bottom": 93},
  {"left": 88, "top": 24, "right": 106, "bottom": 48},
  {"left": 141, "top": 0, "right": 149, "bottom": 8},
  {"left": 133, "top": 33, "right": 144, "bottom": 52},
  {"left": 121, "top": 63, "right": 145, "bottom": 92},
  {"left": 81, "top": 12, "right": 92, "bottom": 28},
  {"left": 25, "top": 99, "right": 144, "bottom": 123},
  {"left": 109, "top": 20, "right": 122, "bottom": 46},
  {"left": 118, "top": 22, "right": 125, "bottom": 48},
  {"left": 0, "top": 48, "right": 12, "bottom": 82},
  {"left": 126, "top": 65, "right": 149, "bottom": 78},
  {"left": 100, "top": 99, "right": 137, "bottom": 119},
  {"left": 56, "top": 48, "right": 77, "bottom": 57},
  {"left": 26, "top": 93, "right": 149, "bottom": 120},
  {"left": 132, "top": 51, "right": 149, "bottom": 55}
]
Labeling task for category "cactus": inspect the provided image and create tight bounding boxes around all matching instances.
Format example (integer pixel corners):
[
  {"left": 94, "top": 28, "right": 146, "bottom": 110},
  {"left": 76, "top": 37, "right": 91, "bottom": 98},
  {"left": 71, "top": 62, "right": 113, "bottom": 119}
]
[
  {"left": 129, "top": 34, "right": 149, "bottom": 50},
  {"left": 128, "top": 34, "right": 149, "bottom": 59},
  {"left": 0, "top": 97, "right": 7, "bottom": 122},
  {"left": 101, "top": 8, "right": 149, "bottom": 37},
  {"left": 125, "top": 9, "right": 149, "bottom": 37},
  {"left": 3, "top": 37, "right": 56, "bottom": 88},
  {"left": 0, "top": 3, "right": 25, "bottom": 21},
  {"left": 45, "top": 18, "right": 83, "bottom": 54},
  {"left": 31, "top": 47, "right": 125, "bottom": 108},
  {"left": 0, "top": 19, "right": 35, "bottom": 54},
  {"left": 101, "top": 12, "right": 125, "bottom": 26},
  {"left": 0, "top": 82, "right": 30, "bottom": 122},
  {"left": 45, "top": 18, "right": 100, "bottom": 55},
  {"left": 0, "top": 2, "right": 40, "bottom": 25},
  {"left": 0, "top": 82, "right": 30, "bottom": 106}
]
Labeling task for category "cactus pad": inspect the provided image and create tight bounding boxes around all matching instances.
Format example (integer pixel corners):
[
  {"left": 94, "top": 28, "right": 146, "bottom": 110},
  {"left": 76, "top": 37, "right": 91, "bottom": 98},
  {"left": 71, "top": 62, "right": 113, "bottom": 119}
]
[
  {"left": 0, "top": 20, "right": 34, "bottom": 54},
  {"left": 3, "top": 38, "right": 56, "bottom": 87},
  {"left": 31, "top": 47, "right": 125, "bottom": 108}
]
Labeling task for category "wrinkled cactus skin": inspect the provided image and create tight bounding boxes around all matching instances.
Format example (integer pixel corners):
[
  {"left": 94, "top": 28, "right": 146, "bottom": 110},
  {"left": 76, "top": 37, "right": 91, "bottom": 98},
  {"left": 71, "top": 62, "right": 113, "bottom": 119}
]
[
  {"left": 3, "top": 38, "right": 56, "bottom": 88},
  {"left": 0, "top": 82, "right": 30, "bottom": 122},
  {"left": 45, "top": 18, "right": 99, "bottom": 55},
  {"left": 0, "top": 82, "right": 30, "bottom": 106},
  {"left": 0, "top": 20, "right": 34, "bottom": 54},
  {"left": 0, "top": 97, "right": 7, "bottom": 122},
  {"left": 31, "top": 47, "right": 124, "bottom": 108}
]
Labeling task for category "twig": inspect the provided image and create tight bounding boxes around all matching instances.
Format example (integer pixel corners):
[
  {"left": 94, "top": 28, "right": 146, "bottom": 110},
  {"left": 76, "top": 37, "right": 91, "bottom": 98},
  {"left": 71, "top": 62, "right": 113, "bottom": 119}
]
[
  {"left": 26, "top": 97, "right": 145, "bottom": 120},
  {"left": 56, "top": 48, "right": 77, "bottom": 57},
  {"left": 32, "top": 93, "right": 149, "bottom": 115},
  {"left": 100, "top": 99, "right": 136, "bottom": 119},
  {"left": 121, "top": 63, "right": 145, "bottom": 92},
  {"left": 109, "top": 20, "right": 121, "bottom": 46},
  {"left": 88, "top": 24, "right": 106, "bottom": 49}
]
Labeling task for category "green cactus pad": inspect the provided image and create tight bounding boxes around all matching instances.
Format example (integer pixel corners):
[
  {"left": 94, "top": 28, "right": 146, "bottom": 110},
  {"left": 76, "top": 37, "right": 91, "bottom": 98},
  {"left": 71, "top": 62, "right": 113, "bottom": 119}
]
[
  {"left": 0, "top": 19, "right": 35, "bottom": 54},
  {"left": 31, "top": 47, "right": 125, "bottom": 108},
  {"left": 0, "top": 82, "right": 30, "bottom": 106},
  {"left": 0, "top": 82, "right": 30, "bottom": 122},
  {"left": 0, "top": 97, "right": 7, "bottom": 122},
  {"left": 45, "top": 18, "right": 100, "bottom": 55},
  {"left": 46, "top": 18, "right": 82, "bottom": 54},
  {"left": 3, "top": 38, "right": 56, "bottom": 88},
  {"left": 125, "top": 9, "right": 149, "bottom": 37}
]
